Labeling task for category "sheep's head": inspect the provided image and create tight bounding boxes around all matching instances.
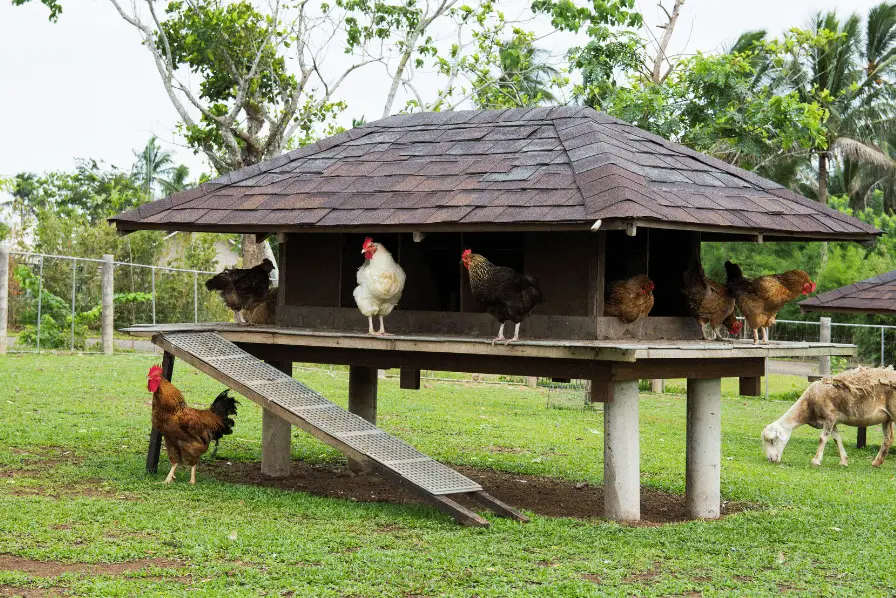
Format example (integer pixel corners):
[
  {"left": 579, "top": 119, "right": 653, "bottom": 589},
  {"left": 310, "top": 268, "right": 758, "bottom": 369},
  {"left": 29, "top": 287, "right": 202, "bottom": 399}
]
[{"left": 761, "top": 421, "right": 791, "bottom": 463}]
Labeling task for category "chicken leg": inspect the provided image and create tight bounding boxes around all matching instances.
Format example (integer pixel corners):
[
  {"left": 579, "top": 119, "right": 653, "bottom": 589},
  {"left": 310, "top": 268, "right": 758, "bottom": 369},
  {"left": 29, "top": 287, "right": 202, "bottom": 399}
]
[
  {"left": 377, "top": 315, "right": 389, "bottom": 336},
  {"left": 491, "top": 322, "right": 506, "bottom": 346},
  {"left": 752, "top": 327, "right": 760, "bottom": 345},
  {"left": 190, "top": 464, "right": 198, "bottom": 485},
  {"left": 504, "top": 322, "right": 521, "bottom": 345},
  {"left": 368, "top": 315, "right": 388, "bottom": 336},
  {"left": 761, "top": 327, "right": 770, "bottom": 344},
  {"left": 164, "top": 462, "right": 178, "bottom": 484}
]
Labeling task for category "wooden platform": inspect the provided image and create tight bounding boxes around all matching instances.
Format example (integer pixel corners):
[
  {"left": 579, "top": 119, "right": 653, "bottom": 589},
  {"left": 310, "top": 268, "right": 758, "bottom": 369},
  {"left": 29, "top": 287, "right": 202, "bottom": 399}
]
[{"left": 127, "top": 322, "right": 855, "bottom": 524}]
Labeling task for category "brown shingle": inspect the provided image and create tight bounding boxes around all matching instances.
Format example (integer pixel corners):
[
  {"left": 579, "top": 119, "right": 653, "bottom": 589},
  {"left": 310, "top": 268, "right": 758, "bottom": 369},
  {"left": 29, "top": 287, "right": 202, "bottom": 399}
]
[{"left": 108, "top": 107, "right": 879, "bottom": 241}]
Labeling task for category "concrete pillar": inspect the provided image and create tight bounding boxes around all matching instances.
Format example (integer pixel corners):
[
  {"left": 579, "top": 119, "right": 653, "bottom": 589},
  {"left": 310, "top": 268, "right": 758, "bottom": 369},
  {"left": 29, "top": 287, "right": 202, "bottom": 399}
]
[
  {"left": 348, "top": 365, "right": 378, "bottom": 471},
  {"left": 603, "top": 379, "right": 640, "bottom": 521},
  {"left": 262, "top": 361, "right": 292, "bottom": 477},
  {"left": 819, "top": 317, "right": 831, "bottom": 376},
  {"left": 526, "top": 376, "right": 538, "bottom": 388},
  {"left": 0, "top": 243, "right": 8, "bottom": 355},
  {"left": 650, "top": 379, "right": 664, "bottom": 393},
  {"left": 101, "top": 254, "right": 114, "bottom": 355},
  {"left": 686, "top": 377, "right": 722, "bottom": 519}
]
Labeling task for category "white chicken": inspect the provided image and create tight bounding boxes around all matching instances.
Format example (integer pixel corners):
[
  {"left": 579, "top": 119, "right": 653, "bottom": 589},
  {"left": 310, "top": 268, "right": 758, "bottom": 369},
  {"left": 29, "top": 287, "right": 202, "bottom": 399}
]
[{"left": 353, "top": 237, "right": 406, "bottom": 335}]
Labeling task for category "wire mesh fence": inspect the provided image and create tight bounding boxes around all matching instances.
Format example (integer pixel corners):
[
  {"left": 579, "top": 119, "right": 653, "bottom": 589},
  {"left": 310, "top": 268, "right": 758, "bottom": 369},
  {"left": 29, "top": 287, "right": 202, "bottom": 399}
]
[{"left": 5, "top": 251, "right": 228, "bottom": 354}]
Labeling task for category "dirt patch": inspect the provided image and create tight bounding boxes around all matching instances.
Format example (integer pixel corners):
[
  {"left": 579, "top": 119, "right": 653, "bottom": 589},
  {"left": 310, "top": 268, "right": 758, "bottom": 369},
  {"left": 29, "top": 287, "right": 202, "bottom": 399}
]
[
  {"left": 622, "top": 562, "right": 662, "bottom": 584},
  {"left": 0, "top": 585, "right": 60, "bottom": 597},
  {"left": 581, "top": 574, "right": 602, "bottom": 584},
  {"left": 205, "top": 461, "right": 752, "bottom": 524},
  {"left": 0, "top": 555, "right": 179, "bottom": 578}
]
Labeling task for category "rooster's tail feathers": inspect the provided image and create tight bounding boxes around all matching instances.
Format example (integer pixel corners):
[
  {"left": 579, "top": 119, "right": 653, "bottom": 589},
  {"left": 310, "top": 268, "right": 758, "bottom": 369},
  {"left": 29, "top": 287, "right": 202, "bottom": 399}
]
[
  {"left": 209, "top": 389, "right": 239, "bottom": 439},
  {"left": 724, "top": 261, "right": 743, "bottom": 285}
]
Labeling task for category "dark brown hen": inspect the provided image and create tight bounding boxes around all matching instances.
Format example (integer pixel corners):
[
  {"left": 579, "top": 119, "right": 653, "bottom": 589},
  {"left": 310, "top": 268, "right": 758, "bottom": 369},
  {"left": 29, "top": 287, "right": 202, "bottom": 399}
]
[
  {"left": 205, "top": 259, "right": 274, "bottom": 324},
  {"left": 462, "top": 250, "right": 543, "bottom": 345}
]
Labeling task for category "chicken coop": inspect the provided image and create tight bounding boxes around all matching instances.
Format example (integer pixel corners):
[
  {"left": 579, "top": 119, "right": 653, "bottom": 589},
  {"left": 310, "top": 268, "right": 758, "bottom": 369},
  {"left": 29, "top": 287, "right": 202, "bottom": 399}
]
[{"left": 112, "top": 107, "right": 877, "bottom": 524}]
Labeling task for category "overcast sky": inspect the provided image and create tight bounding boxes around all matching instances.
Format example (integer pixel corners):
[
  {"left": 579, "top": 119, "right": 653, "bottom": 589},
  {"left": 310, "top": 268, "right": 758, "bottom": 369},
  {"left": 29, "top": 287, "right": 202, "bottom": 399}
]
[{"left": 0, "top": 0, "right": 883, "bottom": 181}]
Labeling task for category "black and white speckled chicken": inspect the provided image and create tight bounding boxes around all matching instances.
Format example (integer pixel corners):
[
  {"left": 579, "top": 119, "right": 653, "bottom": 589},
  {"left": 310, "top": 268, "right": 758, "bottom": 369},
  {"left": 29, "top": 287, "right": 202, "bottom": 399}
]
[{"left": 461, "top": 249, "right": 543, "bottom": 345}]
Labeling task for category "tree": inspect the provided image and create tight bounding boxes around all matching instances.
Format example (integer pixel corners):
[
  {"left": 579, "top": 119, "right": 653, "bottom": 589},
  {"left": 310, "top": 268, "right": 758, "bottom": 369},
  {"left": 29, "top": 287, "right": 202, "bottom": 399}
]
[
  {"left": 471, "top": 30, "right": 561, "bottom": 109},
  {"left": 159, "top": 164, "right": 191, "bottom": 196},
  {"left": 10, "top": 0, "right": 61, "bottom": 21},
  {"left": 133, "top": 136, "right": 176, "bottom": 199},
  {"left": 769, "top": 5, "right": 896, "bottom": 205}
]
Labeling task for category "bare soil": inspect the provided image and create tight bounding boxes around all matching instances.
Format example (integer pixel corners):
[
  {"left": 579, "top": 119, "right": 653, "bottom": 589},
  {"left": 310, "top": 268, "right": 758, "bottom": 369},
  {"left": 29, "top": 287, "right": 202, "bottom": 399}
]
[
  {"left": 205, "top": 460, "right": 751, "bottom": 524},
  {"left": 0, "top": 556, "right": 179, "bottom": 578}
]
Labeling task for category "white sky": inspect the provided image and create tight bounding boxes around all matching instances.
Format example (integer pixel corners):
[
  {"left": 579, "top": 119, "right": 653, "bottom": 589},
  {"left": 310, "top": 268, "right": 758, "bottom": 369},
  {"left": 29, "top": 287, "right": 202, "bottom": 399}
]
[{"left": 0, "top": 0, "right": 883, "bottom": 181}]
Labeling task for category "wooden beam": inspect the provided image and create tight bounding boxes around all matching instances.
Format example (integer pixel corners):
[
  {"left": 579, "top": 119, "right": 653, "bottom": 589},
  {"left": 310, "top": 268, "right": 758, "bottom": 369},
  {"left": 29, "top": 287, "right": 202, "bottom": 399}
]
[
  {"left": 400, "top": 368, "right": 421, "bottom": 390},
  {"left": 255, "top": 233, "right": 272, "bottom": 243},
  {"left": 739, "top": 376, "right": 762, "bottom": 397},
  {"left": 588, "top": 231, "right": 606, "bottom": 318},
  {"left": 588, "top": 377, "right": 614, "bottom": 403},
  {"left": 348, "top": 365, "right": 378, "bottom": 472},
  {"left": 261, "top": 360, "right": 293, "bottom": 477},
  {"left": 146, "top": 351, "right": 175, "bottom": 474}
]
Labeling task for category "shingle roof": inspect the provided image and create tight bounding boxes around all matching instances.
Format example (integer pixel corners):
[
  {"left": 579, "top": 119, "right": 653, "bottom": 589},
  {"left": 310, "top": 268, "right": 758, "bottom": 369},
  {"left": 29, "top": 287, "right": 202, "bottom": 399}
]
[
  {"left": 800, "top": 270, "right": 896, "bottom": 315},
  {"left": 110, "top": 107, "right": 880, "bottom": 240}
]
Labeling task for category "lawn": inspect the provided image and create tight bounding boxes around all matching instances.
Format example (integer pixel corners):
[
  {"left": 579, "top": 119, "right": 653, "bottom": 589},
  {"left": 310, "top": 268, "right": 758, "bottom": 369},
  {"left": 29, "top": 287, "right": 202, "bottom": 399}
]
[{"left": 0, "top": 353, "right": 894, "bottom": 597}]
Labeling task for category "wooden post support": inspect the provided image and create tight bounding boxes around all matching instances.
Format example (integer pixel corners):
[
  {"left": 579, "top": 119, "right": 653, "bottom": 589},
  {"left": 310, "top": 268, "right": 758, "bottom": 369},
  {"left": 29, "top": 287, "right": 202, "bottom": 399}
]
[
  {"left": 146, "top": 351, "right": 175, "bottom": 474},
  {"left": 686, "top": 377, "right": 722, "bottom": 519},
  {"left": 526, "top": 376, "right": 538, "bottom": 388},
  {"left": 262, "top": 361, "right": 293, "bottom": 477},
  {"left": 0, "top": 242, "right": 8, "bottom": 355},
  {"left": 819, "top": 317, "right": 831, "bottom": 376},
  {"left": 400, "top": 368, "right": 421, "bottom": 390},
  {"left": 603, "top": 379, "right": 639, "bottom": 521},
  {"left": 739, "top": 376, "right": 762, "bottom": 397},
  {"left": 101, "top": 254, "right": 114, "bottom": 355},
  {"left": 857, "top": 426, "right": 867, "bottom": 449},
  {"left": 348, "top": 365, "right": 378, "bottom": 471}
]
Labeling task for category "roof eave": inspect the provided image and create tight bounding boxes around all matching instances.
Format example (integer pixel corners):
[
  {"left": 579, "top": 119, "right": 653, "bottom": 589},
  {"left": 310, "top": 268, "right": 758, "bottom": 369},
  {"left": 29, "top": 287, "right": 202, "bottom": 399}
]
[{"left": 800, "top": 303, "right": 896, "bottom": 316}]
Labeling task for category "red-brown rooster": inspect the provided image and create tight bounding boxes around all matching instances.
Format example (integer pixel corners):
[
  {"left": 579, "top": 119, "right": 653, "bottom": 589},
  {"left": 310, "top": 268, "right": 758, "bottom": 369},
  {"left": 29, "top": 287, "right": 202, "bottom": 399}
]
[
  {"left": 205, "top": 259, "right": 274, "bottom": 324},
  {"left": 462, "top": 249, "right": 542, "bottom": 345},
  {"left": 682, "top": 253, "right": 742, "bottom": 340},
  {"left": 147, "top": 365, "right": 239, "bottom": 484},
  {"left": 724, "top": 261, "right": 816, "bottom": 344},
  {"left": 605, "top": 275, "right": 654, "bottom": 323}
]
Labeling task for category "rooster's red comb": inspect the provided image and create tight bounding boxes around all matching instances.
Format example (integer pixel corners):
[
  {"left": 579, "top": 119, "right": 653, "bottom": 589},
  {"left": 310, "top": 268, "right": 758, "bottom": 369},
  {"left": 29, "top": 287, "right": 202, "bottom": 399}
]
[
  {"left": 363, "top": 237, "right": 374, "bottom": 247},
  {"left": 148, "top": 364, "right": 163, "bottom": 378},
  {"left": 462, "top": 249, "right": 472, "bottom": 258}
]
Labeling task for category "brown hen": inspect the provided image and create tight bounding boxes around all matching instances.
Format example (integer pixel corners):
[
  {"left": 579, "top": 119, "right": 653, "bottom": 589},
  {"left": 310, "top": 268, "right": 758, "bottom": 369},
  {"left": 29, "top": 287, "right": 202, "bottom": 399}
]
[{"left": 605, "top": 275, "right": 654, "bottom": 323}]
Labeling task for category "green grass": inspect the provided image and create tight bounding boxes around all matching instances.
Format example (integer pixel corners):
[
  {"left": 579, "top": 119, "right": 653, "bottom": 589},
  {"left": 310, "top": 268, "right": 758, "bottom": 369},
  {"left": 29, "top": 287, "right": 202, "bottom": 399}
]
[{"left": 0, "top": 354, "right": 895, "bottom": 596}]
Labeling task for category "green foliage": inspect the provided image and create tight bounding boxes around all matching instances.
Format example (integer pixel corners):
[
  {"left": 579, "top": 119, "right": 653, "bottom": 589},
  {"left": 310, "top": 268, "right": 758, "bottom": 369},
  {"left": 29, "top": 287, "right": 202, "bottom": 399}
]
[{"left": 10, "top": 0, "right": 61, "bottom": 21}]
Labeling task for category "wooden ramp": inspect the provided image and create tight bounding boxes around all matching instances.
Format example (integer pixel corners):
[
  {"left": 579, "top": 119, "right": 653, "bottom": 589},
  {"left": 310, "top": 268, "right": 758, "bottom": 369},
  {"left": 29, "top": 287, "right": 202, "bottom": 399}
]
[{"left": 152, "top": 331, "right": 527, "bottom": 527}]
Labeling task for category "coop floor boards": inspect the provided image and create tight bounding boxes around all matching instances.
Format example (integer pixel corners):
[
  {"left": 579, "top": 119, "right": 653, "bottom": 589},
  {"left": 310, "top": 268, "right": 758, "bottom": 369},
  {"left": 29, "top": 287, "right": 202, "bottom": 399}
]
[
  {"left": 124, "top": 322, "right": 857, "bottom": 361},
  {"left": 151, "top": 331, "right": 526, "bottom": 527}
]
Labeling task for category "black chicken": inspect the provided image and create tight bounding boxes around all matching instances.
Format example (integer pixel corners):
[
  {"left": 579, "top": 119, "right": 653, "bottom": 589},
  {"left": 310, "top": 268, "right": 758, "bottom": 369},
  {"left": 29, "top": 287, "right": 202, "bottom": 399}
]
[
  {"left": 205, "top": 259, "right": 274, "bottom": 324},
  {"left": 461, "top": 249, "right": 543, "bottom": 345}
]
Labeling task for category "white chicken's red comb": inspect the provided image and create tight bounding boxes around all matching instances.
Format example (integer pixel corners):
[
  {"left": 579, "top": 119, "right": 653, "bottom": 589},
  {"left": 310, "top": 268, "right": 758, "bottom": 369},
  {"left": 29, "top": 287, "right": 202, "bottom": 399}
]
[{"left": 363, "top": 237, "right": 374, "bottom": 246}]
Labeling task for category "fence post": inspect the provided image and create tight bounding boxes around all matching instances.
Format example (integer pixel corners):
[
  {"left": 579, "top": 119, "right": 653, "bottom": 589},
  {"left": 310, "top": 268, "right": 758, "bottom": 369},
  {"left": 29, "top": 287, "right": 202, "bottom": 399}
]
[
  {"left": 151, "top": 268, "right": 156, "bottom": 325},
  {"left": 881, "top": 327, "right": 886, "bottom": 368},
  {"left": 819, "top": 317, "right": 831, "bottom": 377},
  {"left": 70, "top": 260, "right": 76, "bottom": 351},
  {"left": 0, "top": 243, "right": 8, "bottom": 355},
  {"left": 193, "top": 271, "right": 198, "bottom": 323},
  {"left": 36, "top": 256, "right": 44, "bottom": 352},
  {"left": 102, "top": 254, "right": 114, "bottom": 355}
]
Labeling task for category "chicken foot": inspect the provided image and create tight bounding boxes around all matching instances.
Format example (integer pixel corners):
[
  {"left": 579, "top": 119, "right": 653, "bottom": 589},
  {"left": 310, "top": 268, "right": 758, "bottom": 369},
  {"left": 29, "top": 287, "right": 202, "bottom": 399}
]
[
  {"left": 367, "top": 316, "right": 389, "bottom": 336},
  {"left": 190, "top": 464, "right": 198, "bottom": 485},
  {"left": 491, "top": 322, "right": 506, "bottom": 346},
  {"left": 505, "top": 322, "right": 521, "bottom": 345},
  {"left": 164, "top": 462, "right": 178, "bottom": 484}
]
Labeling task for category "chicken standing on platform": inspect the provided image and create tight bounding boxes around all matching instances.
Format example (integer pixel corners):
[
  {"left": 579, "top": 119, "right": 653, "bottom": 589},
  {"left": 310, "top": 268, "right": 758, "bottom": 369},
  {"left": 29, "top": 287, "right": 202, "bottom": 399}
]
[
  {"left": 147, "top": 365, "right": 239, "bottom": 484},
  {"left": 354, "top": 237, "right": 406, "bottom": 335},
  {"left": 605, "top": 275, "right": 654, "bottom": 323},
  {"left": 462, "top": 249, "right": 543, "bottom": 345},
  {"left": 724, "top": 261, "right": 816, "bottom": 344},
  {"left": 205, "top": 259, "right": 274, "bottom": 324},
  {"left": 682, "top": 252, "right": 742, "bottom": 340}
]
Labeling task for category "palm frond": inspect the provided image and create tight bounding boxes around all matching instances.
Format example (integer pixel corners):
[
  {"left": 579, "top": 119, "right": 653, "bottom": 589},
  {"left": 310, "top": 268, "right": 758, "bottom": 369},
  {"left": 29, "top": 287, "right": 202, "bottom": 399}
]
[{"left": 834, "top": 136, "right": 896, "bottom": 169}]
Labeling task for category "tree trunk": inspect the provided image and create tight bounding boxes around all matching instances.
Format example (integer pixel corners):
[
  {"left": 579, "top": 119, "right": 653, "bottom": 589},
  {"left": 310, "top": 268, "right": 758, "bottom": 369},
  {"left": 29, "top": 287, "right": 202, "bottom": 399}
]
[
  {"left": 242, "top": 235, "right": 266, "bottom": 268},
  {"left": 818, "top": 151, "right": 828, "bottom": 205}
]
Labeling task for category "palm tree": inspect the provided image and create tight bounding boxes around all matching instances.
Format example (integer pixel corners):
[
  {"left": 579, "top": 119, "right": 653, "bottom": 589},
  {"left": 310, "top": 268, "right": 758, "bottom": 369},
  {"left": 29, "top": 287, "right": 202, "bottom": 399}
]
[
  {"left": 475, "top": 36, "right": 559, "bottom": 109},
  {"left": 159, "top": 164, "right": 191, "bottom": 196},
  {"left": 133, "top": 137, "right": 176, "bottom": 200},
  {"left": 778, "top": 4, "right": 896, "bottom": 205}
]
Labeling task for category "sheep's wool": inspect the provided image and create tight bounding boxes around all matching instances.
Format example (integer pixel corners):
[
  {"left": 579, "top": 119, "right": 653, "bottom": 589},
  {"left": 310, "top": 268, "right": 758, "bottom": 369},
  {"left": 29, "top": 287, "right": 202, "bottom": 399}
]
[{"left": 822, "top": 365, "right": 896, "bottom": 398}]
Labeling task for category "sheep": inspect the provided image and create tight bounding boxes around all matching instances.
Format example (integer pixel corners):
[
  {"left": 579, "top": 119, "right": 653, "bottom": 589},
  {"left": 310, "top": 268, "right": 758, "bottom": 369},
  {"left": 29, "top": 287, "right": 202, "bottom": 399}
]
[{"left": 761, "top": 366, "right": 896, "bottom": 467}]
